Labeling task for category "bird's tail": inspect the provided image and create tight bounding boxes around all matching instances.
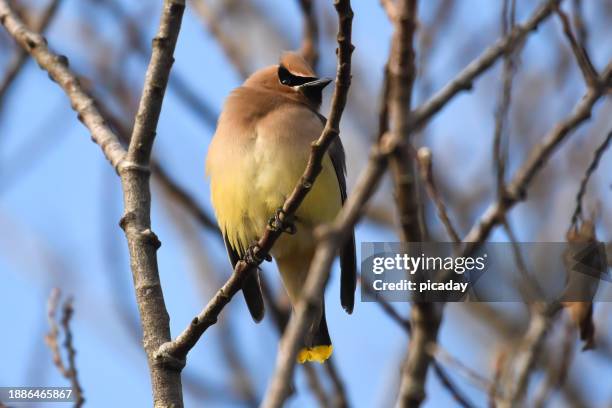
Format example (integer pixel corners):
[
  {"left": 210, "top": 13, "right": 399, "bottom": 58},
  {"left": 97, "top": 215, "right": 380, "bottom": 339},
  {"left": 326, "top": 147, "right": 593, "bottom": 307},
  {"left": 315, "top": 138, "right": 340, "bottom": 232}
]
[
  {"left": 297, "top": 303, "right": 332, "bottom": 364},
  {"left": 277, "top": 254, "right": 333, "bottom": 364}
]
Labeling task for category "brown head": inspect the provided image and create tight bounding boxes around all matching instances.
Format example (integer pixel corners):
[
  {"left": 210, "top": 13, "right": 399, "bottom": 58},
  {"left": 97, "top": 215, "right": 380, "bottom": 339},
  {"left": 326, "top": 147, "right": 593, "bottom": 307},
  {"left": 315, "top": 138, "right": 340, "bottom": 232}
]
[{"left": 243, "top": 52, "right": 332, "bottom": 108}]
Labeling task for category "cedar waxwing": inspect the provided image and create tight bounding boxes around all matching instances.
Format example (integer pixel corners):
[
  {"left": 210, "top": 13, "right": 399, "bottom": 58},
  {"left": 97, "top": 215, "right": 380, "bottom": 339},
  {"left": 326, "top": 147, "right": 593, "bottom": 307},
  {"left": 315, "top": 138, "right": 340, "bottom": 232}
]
[{"left": 206, "top": 52, "right": 356, "bottom": 363}]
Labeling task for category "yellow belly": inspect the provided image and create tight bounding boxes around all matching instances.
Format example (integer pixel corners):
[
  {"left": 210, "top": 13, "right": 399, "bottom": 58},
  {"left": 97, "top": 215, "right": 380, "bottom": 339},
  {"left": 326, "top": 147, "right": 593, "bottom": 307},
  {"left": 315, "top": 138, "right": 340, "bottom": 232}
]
[{"left": 208, "top": 139, "right": 342, "bottom": 258}]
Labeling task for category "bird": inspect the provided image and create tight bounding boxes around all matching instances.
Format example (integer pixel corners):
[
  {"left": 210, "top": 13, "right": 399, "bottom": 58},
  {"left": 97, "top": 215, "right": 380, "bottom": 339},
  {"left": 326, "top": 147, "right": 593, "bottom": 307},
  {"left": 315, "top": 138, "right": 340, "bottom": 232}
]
[{"left": 206, "top": 51, "right": 356, "bottom": 364}]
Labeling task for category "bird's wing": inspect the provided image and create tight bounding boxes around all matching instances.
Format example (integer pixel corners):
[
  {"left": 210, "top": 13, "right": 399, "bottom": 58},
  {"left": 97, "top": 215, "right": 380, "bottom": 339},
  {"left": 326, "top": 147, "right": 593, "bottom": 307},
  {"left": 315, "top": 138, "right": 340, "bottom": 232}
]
[
  {"left": 328, "top": 136, "right": 357, "bottom": 314},
  {"left": 309, "top": 106, "right": 357, "bottom": 314},
  {"left": 223, "top": 234, "right": 265, "bottom": 322}
]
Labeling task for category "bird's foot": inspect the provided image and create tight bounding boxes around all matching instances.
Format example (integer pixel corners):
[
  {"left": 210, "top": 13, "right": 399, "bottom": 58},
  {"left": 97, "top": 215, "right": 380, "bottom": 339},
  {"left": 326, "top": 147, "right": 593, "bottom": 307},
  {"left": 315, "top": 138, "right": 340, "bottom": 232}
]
[
  {"left": 267, "top": 207, "right": 297, "bottom": 235},
  {"left": 244, "top": 243, "right": 272, "bottom": 266}
]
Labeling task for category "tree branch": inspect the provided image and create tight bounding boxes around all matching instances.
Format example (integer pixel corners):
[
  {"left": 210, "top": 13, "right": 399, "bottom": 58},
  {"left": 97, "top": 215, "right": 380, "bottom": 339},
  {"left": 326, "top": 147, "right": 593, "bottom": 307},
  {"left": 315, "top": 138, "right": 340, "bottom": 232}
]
[
  {"left": 44, "top": 289, "right": 85, "bottom": 408},
  {"left": 411, "top": 0, "right": 561, "bottom": 131},
  {"left": 0, "top": 0, "right": 62, "bottom": 120},
  {"left": 569, "top": 129, "right": 612, "bottom": 229},
  {"left": 0, "top": 0, "right": 126, "bottom": 168},
  {"left": 464, "top": 62, "right": 612, "bottom": 244},
  {"left": 115, "top": 1, "right": 186, "bottom": 407},
  {"left": 416, "top": 147, "right": 460, "bottom": 243}
]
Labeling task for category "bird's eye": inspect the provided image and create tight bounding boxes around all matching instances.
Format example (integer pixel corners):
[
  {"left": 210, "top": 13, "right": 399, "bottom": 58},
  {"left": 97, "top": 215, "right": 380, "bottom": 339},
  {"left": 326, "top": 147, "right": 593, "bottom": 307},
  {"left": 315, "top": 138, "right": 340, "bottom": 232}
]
[
  {"left": 278, "top": 64, "right": 319, "bottom": 87},
  {"left": 278, "top": 65, "right": 293, "bottom": 86}
]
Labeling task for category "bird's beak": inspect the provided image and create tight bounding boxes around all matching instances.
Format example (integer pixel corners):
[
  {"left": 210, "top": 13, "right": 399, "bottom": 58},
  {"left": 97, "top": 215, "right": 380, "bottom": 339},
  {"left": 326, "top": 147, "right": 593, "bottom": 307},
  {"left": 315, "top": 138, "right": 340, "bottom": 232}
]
[{"left": 299, "top": 77, "right": 333, "bottom": 90}]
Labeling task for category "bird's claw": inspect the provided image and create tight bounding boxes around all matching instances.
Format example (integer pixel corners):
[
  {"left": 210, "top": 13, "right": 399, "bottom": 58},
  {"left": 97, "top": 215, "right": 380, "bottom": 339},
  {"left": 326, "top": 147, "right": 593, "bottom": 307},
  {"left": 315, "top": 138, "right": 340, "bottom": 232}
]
[
  {"left": 245, "top": 243, "right": 272, "bottom": 265},
  {"left": 267, "top": 207, "right": 297, "bottom": 235}
]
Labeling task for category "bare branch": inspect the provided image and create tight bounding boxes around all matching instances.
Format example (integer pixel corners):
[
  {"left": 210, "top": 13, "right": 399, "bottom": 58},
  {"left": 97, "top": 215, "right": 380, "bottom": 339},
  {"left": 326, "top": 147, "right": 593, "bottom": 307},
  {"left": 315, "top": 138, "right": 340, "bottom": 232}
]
[
  {"left": 427, "top": 343, "right": 493, "bottom": 393},
  {"left": 115, "top": 1, "right": 186, "bottom": 407},
  {"left": 464, "top": 63, "right": 612, "bottom": 244},
  {"left": 499, "top": 303, "right": 562, "bottom": 407},
  {"left": 493, "top": 0, "right": 517, "bottom": 196},
  {"left": 411, "top": 0, "right": 562, "bottom": 131},
  {"left": 553, "top": 4, "right": 598, "bottom": 86},
  {"left": 0, "top": 0, "right": 126, "bottom": 168},
  {"left": 44, "top": 289, "right": 85, "bottom": 407},
  {"left": 417, "top": 147, "right": 460, "bottom": 243},
  {"left": 533, "top": 319, "right": 575, "bottom": 408},
  {"left": 571, "top": 0, "right": 588, "bottom": 51},
  {"left": 387, "top": 0, "right": 421, "bottom": 243},
  {"left": 569, "top": 129, "right": 612, "bottom": 229},
  {"left": 0, "top": 0, "right": 62, "bottom": 119}
]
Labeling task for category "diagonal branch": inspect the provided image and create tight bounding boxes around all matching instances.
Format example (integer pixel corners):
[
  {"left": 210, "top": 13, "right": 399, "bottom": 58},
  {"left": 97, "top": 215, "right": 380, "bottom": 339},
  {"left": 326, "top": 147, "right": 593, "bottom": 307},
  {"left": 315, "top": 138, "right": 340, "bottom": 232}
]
[
  {"left": 464, "top": 62, "right": 612, "bottom": 244},
  {"left": 0, "top": 0, "right": 62, "bottom": 121},
  {"left": 553, "top": 4, "right": 598, "bottom": 87},
  {"left": 0, "top": 0, "right": 126, "bottom": 169},
  {"left": 569, "top": 129, "right": 612, "bottom": 229},
  {"left": 416, "top": 147, "right": 460, "bottom": 243},
  {"left": 411, "top": 0, "right": 562, "bottom": 131}
]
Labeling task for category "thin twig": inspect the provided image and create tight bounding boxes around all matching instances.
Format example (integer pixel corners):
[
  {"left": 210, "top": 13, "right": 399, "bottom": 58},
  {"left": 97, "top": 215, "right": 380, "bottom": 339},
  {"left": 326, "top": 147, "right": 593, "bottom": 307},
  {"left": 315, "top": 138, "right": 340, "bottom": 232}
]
[
  {"left": 60, "top": 297, "right": 85, "bottom": 408},
  {"left": 569, "top": 130, "right": 612, "bottom": 229},
  {"left": 44, "top": 289, "right": 85, "bottom": 408},
  {"left": 533, "top": 318, "right": 575, "bottom": 408},
  {"left": 417, "top": 147, "right": 460, "bottom": 243},
  {"left": 499, "top": 303, "right": 562, "bottom": 407},
  {"left": 488, "top": 350, "right": 507, "bottom": 408},
  {"left": 553, "top": 4, "right": 598, "bottom": 86},
  {"left": 571, "top": 0, "right": 588, "bottom": 52},
  {"left": 493, "top": 0, "right": 517, "bottom": 197},
  {"left": 464, "top": 62, "right": 612, "bottom": 244},
  {"left": 427, "top": 343, "right": 493, "bottom": 393}
]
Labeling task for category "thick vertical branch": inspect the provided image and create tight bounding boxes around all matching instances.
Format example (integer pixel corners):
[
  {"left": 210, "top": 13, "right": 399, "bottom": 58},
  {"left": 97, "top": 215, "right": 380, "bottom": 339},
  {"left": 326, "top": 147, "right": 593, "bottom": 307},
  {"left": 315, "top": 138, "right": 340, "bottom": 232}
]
[
  {"left": 383, "top": 2, "right": 442, "bottom": 406},
  {"left": 387, "top": 0, "right": 421, "bottom": 243},
  {"left": 116, "top": 1, "right": 186, "bottom": 407}
]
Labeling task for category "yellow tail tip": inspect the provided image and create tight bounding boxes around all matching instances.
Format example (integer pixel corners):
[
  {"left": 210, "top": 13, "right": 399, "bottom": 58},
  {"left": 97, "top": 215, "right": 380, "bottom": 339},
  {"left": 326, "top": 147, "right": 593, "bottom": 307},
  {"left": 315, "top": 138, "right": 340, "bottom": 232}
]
[{"left": 297, "top": 345, "right": 333, "bottom": 364}]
